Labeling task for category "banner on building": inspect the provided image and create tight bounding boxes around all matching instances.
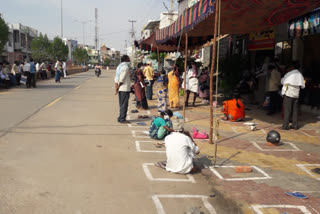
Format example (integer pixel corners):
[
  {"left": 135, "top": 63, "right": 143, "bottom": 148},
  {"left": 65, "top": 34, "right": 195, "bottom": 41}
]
[
  {"left": 289, "top": 9, "right": 320, "bottom": 38},
  {"left": 248, "top": 28, "right": 275, "bottom": 51}
]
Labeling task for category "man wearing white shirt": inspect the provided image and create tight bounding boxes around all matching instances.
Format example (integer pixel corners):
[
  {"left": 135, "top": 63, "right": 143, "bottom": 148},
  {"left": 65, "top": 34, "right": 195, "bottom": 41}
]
[
  {"left": 115, "top": 55, "right": 131, "bottom": 124},
  {"left": 281, "top": 61, "right": 305, "bottom": 130},
  {"left": 164, "top": 127, "right": 200, "bottom": 174}
]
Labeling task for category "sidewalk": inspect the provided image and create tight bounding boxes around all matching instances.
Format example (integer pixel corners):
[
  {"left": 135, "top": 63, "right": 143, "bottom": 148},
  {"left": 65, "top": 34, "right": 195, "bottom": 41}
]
[{"left": 146, "top": 95, "right": 320, "bottom": 214}]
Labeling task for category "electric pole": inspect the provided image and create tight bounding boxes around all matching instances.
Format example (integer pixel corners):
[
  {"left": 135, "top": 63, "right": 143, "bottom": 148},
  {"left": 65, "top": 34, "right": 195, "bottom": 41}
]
[
  {"left": 95, "top": 8, "right": 98, "bottom": 50},
  {"left": 124, "top": 40, "right": 128, "bottom": 55},
  {"left": 128, "top": 20, "right": 136, "bottom": 66},
  {"left": 170, "top": 0, "right": 174, "bottom": 24},
  {"left": 61, "top": 0, "right": 63, "bottom": 38}
]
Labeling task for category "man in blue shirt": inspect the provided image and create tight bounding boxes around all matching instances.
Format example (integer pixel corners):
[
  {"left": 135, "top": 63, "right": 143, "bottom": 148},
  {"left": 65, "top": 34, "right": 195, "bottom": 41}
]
[{"left": 29, "top": 59, "right": 36, "bottom": 88}]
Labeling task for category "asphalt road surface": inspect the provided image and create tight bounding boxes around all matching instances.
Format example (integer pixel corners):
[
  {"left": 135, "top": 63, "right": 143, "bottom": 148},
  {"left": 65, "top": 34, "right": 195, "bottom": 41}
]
[{"left": 0, "top": 70, "right": 220, "bottom": 214}]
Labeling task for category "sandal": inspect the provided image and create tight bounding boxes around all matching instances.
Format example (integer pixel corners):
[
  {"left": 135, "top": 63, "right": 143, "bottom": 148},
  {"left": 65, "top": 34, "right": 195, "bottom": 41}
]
[
  {"left": 285, "top": 192, "right": 308, "bottom": 199},
  {"left": 154, "top": 161, "right": 167, "bottom": 169},
  {"left": 131, "top": 110, "right": 139, "bottom": 113},
  {"left": 311, "top": 168, "right": 320, "bottom": 174}
]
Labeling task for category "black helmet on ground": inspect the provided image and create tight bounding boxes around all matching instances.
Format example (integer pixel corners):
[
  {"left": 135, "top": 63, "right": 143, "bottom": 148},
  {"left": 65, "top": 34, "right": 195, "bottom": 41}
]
[{"left": 266, "top": 130, "right": 281, "bottom": 144}]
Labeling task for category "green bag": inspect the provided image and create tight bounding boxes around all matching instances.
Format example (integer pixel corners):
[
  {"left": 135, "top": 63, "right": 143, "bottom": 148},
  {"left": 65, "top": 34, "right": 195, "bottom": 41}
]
[{"left": 179, "top": 88, "right": 184, "bottom": 97}]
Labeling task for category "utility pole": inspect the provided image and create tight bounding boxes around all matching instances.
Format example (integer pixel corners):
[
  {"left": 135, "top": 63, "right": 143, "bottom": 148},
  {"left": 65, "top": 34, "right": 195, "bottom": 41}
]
[
  {"left": 95, "top": 8, "right": 98, "bottom": 50},
  {"left": 95, "top": 8, "right": 99, "bottom": 62},
  {"left": 170, "top": 0, "right": 174, "bottom": 24},
  {"left": 124, "top": 40, "right": 128, "bottom": 55},
  {"left": 128, "top": 20, "right": 136, "bottom": 66},
  {"left": 61, "top": 0, "right": 63, "bottom": 38}
]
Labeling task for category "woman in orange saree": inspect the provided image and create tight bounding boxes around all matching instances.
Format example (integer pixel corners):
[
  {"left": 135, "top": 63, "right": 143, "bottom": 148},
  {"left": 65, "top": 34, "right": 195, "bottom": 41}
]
[{"left": 168, "top": 66, "right": 180, "bottom": 108}]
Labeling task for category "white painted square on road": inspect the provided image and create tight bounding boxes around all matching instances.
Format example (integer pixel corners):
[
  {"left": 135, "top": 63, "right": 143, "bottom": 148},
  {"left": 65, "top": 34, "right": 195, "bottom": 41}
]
[
  {"left": 251, "top": 205, "right": 311, "bottom": 214},
  {"left": 131, "top": 130, "right": 150, "bottom": 138},
  {"left": 135, "top": 141, "right": 165, "bottom": 153},
  {"left": 296, "top": 164, "right": 320, "bottom": 180},
  {"left": 142, "top": 163, "right": 195, "bottom": 183},
  {"left": 209, "top": 166, "right": 272, "bottom": 181},
  {"left": 152, "top": 194, "right": 217, "bottom": 214},
  {"left": 251, "top": 141, "right": 300, "bottom": 152}
]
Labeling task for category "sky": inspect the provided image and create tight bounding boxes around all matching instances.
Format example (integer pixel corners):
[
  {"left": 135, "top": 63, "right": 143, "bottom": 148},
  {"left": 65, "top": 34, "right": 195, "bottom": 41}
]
[{"left": 1, "top": 0, "right": 178, "bottom": 53}]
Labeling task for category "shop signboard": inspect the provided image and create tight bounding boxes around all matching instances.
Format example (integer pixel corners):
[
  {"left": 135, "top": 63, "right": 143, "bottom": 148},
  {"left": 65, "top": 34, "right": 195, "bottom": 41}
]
[
  {"left": 248, "top": 28, "right": 275, "bottom": 51},
  {"left": 288, "top": 9, "right": 320, "bottom": 38}
]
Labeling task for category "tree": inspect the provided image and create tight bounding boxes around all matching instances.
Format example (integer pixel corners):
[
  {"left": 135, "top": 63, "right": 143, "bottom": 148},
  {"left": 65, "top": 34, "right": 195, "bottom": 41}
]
[
  {"left": 31, "top": 33, "right": 51, "bottom": 62},
  {"left": 72, "top": 47, "right": 89, "bottom": 65},
  {"left": 0, "top": 15, "right": 9, "bottom": 52},
  {"left": 104, "top": 57, "right": 111, "bottom": 66},
  {"left": 50, "top": 37, "right": 68, "bottom": 61},
  {"left": 148, "top": 52, "right": 167, "bottom": 62}
]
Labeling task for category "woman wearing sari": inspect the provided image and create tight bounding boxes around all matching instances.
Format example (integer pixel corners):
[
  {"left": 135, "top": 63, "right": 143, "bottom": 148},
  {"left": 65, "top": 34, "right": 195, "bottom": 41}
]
[
  {"left": 168, "top": 66, "right": 180, "bottom": 108},
  {"left": 154, "top": 72, "right": 168, "bottom": 112},
  {"left": 134, "top": 63, "right": 148, "bottom": 109}
]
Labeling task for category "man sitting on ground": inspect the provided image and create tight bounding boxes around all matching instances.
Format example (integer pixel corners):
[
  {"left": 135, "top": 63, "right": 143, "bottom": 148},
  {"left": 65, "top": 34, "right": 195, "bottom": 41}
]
[{"left": 156, "top": 126, "right": 200, "bottom": 174}]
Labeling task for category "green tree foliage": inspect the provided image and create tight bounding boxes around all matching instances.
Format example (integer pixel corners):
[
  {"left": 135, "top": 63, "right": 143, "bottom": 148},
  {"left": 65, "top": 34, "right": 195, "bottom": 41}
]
[
  {"left": 104, "top": 57, "right": 111, "bottom": 66},
  {"left": 50, "top": 37, "right": 68, "bottom": 61},
  {"left": 148, "top": 52, "right": 167, "bottom": 62},
  {"left": 72, "top": 47, "right": 89, "bottom": 65},
  {"left": 0, "top": 15, "right": 9, "bottom": 52},
  {"left": 31, "top": 33, "right": 51, "bottom": 62}
]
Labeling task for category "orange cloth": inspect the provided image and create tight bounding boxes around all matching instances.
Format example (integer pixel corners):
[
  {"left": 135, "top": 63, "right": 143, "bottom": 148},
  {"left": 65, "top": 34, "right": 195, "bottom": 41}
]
[{"left": 222, "top": 99, "right": 245, "bottom": 121}]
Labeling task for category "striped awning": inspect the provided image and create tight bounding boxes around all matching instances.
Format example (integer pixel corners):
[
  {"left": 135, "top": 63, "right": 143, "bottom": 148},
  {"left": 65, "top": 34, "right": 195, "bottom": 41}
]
[{"left": 155, "top": 0, "right": 320, "bottom": 44}]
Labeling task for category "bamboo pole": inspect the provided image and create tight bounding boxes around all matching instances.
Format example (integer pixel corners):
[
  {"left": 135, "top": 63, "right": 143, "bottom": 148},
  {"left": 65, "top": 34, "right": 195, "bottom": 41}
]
[
  {"left": 213, "top": 0, "right": 221, "bottom": 167},
  {"left": 157, "top": 46, "right": 160, "bottom": 71},
  {"left": 183, "top": 33, "right": 188, "bottom": 121},
  {"left": 209, "top": 0, "right": 220, "bottom": 144}
]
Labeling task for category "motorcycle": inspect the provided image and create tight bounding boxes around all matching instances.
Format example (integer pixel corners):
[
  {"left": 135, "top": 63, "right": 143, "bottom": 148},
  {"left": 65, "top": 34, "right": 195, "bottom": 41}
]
[{"left": 95, "top": 68, "right": 101, "bottom": 77}]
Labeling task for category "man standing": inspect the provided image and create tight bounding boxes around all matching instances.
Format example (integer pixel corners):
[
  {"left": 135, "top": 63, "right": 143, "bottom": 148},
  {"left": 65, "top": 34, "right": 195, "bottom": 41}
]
[
  {"left": 29, "top": 59, "right": 36, "bottom": 88},
  {"left": 267, "top": 64, "right": 281, "bottom": 115},
  {"left": 143, "top": 61, "right": 154, "bottom": 100},
  {"left": 12, "top": 61, "right": 21, "bottom": 86},
  {"left": 281, "top": 61, "right": 305, "bottom": 130},
  {"left": 115, "top": 55, "right": 131, "bottom": 124},
  {"left": 62, "top": 61, "right": 67, "bottom": 78},
  {"left": 23, "top": 61, "right": 31, "bottom": 88}
]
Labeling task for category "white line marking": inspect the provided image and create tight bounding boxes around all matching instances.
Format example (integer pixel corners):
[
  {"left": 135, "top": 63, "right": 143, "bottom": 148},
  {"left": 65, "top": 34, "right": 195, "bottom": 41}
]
[
  {"left": 296, "top": 164, "right": 320, "bottom": 180},
  {"left": 131, "top": 130, "right": 150, "bottom": 138},
  {"left": 260, "top": 129, "right": 267, "bottom": 134},
  {"left": 251, "top": 205, "right": 312, "bottom": 214},
  {"left": 299, "top": 130, "right": 317, "bottom": 138},
  {"left": 251, "top": 141, "right": 301, "bottom": 152},
  {"left": 209, "top": 166, "right": 272, "bottom": 181},
  {"left": 152, "top": 194, "right": 217, "bottom": 214},
  {"left": 142, "top": 163, "right": 195, "bottom": 183},
  {"left": 135, "top": 141, "right": 165, "bottom": 153},
  {"left": 232, "top": 127, "right": 240, "bottom": 134}
]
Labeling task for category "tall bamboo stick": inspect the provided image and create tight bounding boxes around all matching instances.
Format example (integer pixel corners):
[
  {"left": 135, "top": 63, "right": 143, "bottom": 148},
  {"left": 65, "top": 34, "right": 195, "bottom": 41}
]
[
  {"left": 209, "top": 0, "right": 219, "bottom": 144},
  {"left": 183, "top": 33, "right": 188, "bottom": 121},
  {"left": 157, "top": 46, "right": 160, "bottom": 71}
]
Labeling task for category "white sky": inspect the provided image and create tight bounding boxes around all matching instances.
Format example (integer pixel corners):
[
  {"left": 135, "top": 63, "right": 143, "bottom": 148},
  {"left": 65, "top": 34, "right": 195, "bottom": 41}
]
[{"left": 1, "top": 0, "right": 178, "bottom": 53}]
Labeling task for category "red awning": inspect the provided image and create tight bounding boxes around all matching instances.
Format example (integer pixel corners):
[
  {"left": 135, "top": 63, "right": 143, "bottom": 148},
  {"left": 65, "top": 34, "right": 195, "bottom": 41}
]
[{"left": 155, "top": 0, "right": 320, "bottom": 45}]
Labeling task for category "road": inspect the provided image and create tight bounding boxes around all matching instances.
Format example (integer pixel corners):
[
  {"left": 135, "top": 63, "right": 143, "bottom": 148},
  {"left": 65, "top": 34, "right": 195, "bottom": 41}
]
[{"left": 0, "top": 70, "right": 219, "bottom": 214}]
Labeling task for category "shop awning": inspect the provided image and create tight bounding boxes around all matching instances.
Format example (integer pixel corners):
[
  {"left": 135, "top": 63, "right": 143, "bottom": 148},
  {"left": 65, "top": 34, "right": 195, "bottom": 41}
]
[{"left": 156, "top": 0, "right": 320, "bottom": 44}]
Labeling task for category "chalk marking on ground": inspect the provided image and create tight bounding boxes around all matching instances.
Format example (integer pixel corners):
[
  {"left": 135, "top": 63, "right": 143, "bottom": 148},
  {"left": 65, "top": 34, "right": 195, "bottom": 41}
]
[
  {"left": 128, "top": 124, "right": 132, "bottom": 128},
  {"left": 74, "top": 85, "right": 81, "bottom": 90},
  {"left": 209, "top": 165, "right": 272, "bottom": 181},
  {"left": 131, "top": 130, "right": 149, "bottom": 138},
  {"left": 296, "top": 164, "right": 320, "bottom": 180},
  {"left": 231, "top": 127, "right": 240, "bottom": 134},
  {"left": 260, "top": 129, "right": 267, "bottom": 134},
  {"left": 152, "top": 194, "right": 217, "bottom": 214},
  {"left": 251, "top": 141, "right": 301, "bottom": 152},
  {"left": 135, "top": 141, "right": 165, "bottom": 153},
  {"left": 143, "top": 163, "right": 195, "bottom": 183},
  {"left": 299, "top": 130, "right": 317, "bottom": 138},
  {"left": 44, "top": 97, "right": 62, "bottom": 108},
  {"left": 147, "top": 110, "right": 151, "bottom": 115},
  {"left": 251, "top": 205, "right": 311, "bottom": 214}
]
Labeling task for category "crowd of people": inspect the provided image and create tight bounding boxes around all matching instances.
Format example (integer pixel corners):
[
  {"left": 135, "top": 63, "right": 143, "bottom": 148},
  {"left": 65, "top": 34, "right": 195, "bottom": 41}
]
[{"left": 0, "top": 59, "right": 68, "bottom": 89}]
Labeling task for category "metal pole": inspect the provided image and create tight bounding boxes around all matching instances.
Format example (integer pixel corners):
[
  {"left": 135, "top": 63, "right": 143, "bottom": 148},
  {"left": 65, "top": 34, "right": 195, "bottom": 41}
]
[
  {"left": 183, "top": 33, "right": 188, "bottom": 121},
  {"left": 209, "top": 0, "right": 219, "bottom": 145},
  {"left": 157, "top": 47, "right": 160, "bottom": 71},
  {"left": 61, "top": 0, "right": 63, "bottom": 38},
  {"left": 83, "top": 23, "right": 85, "bottom": 46}
]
